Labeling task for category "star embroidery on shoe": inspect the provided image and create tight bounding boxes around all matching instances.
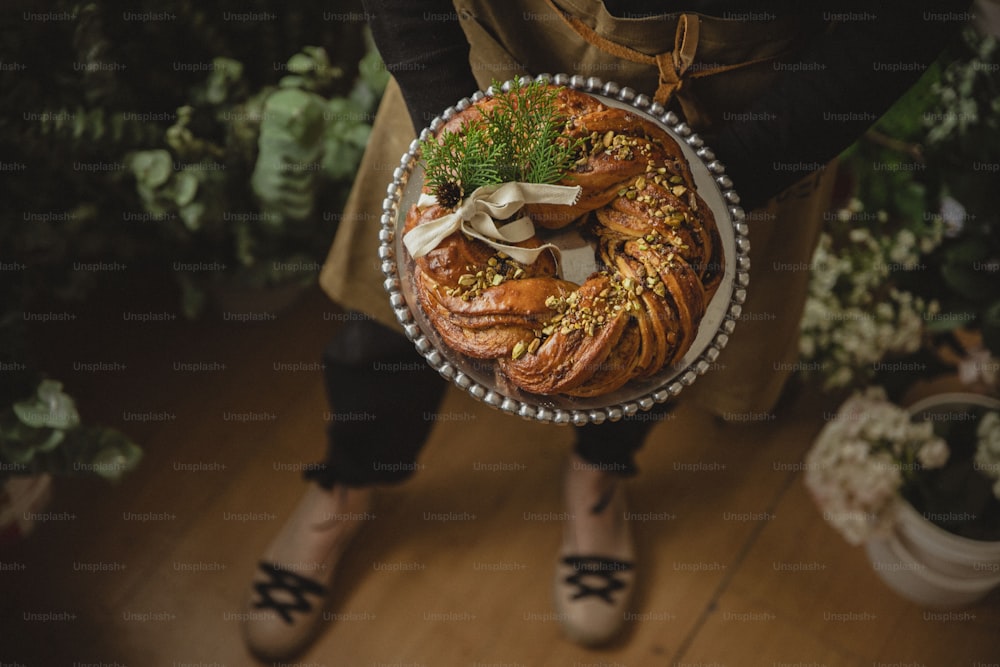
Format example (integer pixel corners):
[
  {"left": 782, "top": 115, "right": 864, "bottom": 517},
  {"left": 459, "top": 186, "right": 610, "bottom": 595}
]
[
  {"left": 252, "top": 561, "right": 326, "bottom": 624},
  {"left": 562, "top": 556, "right": 633, "bottom": 605}
]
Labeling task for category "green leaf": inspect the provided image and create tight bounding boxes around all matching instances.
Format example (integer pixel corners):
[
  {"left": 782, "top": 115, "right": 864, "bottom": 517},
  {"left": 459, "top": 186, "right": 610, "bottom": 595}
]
[
  {"left": 261, "top": 89, "right": 326, "bottom": 146},
  {"left": 322, "top": 137, "right": 364, "bottom": 181},
  {"left": 179, "top": 202, "right": 206, "bottom": 231},
  {"left": 944, "top": 241, "right": 989, "bottom": 267},
  {"left": 0, "top": 417, "right": 65, "bottom": 465},
  {"left": 349, "top": 83, "right": 376, "bottom": 114},
  {"left": 13, "top": 380, "right": 80, "bottom": 430},
  {"left": 34, "top": 428, "right": 65, "bottom": 453},
  {"left": 205, "top": 57, "right": 244, "bottom": 105},
  {"left": 0, "top": 435, "right": 39, "bottom": 465},
  {"left": 357, "top": 34, "right": 389, "bottom": 98},
  {"left": 129, "top": 149, "right": 173, "bottom": 189},
  {"left": 176, "top": 274, "right": 207, "bottom": 320},
  {"left": 234, "top": 225, "right": 257, "bottom": 267},
  {"left": 174, "top": 171, "right": 199, "bottom": 207},
  {"left": 983, "top": 300, "right": 1000, "bottom": 354},
  {"left": 88, "top": 433, "right": 143, "bottom": 482},
  {"left": 923, "top": 312, "right": 975, "bottom": 333},
  {"left": 942, "top": 264, "right": 997, "bottom": 301},
  {"left": 892, "top": 181, "right": 926, "bottom": 225},
  {"left": 278, "top": 75, "right": 308, "bottom": 89},
  {"left": 286, "top": 53, "right": 317, "bottom": 75},
  {"left": 342, "top": 122, "right": 371, "bottom": 148},
  {"left": 212, "top": 56, "right": 243, "bottom": 79}
]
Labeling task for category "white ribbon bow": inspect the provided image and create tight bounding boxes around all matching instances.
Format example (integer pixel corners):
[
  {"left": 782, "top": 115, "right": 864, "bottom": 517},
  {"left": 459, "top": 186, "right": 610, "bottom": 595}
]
[{"left": 402, "top": 182, "right": 581, "bottom": 266}]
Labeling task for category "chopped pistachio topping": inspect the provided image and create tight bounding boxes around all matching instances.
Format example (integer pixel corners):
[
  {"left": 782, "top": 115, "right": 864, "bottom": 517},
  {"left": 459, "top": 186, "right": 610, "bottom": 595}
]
[
  {"left": 445, "top": 252, "right": 528, "bottom": 301},
  {"left": 533, "top": 271, "right": 655, "bottom": 351}
]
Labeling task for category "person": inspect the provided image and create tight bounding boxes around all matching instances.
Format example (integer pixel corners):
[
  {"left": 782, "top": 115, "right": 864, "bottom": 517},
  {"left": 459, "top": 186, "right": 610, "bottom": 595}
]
[{"left": 242, "top": 0, "right": 971, "bottom": 660}]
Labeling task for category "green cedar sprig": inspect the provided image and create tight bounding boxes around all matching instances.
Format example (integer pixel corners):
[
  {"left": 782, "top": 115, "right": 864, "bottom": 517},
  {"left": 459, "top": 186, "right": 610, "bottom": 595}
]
[
  {"left": 420, "top": 80, "right": 580, "bottom": 209},
  {"left": 420, "top": 121, "right": 499, "bottom": 209}
]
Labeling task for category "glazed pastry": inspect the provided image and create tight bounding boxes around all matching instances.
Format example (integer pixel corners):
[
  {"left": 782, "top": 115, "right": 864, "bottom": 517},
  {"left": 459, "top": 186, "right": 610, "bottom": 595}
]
[{"left": 404, "top": 85, "right": 723, "bottom": 397}]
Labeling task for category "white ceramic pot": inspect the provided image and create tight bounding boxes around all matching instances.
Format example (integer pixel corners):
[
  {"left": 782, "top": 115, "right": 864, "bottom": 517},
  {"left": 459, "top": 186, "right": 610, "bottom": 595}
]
[
  {"left": 866, "top": 392, "right": 1000, "bottom": 607},
  {"left": 867, "top": 501, "right": 1000, "bottom": 607}
]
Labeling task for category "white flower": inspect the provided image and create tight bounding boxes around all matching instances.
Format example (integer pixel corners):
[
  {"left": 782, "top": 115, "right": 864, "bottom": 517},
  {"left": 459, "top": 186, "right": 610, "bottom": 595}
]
[
  {"left": 888, "top": 229, "right": 917, "bottom": 264},
  {"left": 805, "top": 388, "right": 953, "bottom": 545},
  {"left": 976, "top": 412, "right": 1000, "bottom": 500},
  {"left": 939, "top": 196, "right": 966, "bottom": 238},
  {"left": 798, "top": 201, "right": 944, "bottom": 391},
  {"left": 917, "top": 438, "right": 950, "bottom": 469},
  {"left": 849, "top": 228, "right": 871, "bottom": 243},
  {"left": 825, "top": 367, "right": 854, "bottom": 391},
  {"left": 799, "top": 336, "right": 815, "bottom": 359}
]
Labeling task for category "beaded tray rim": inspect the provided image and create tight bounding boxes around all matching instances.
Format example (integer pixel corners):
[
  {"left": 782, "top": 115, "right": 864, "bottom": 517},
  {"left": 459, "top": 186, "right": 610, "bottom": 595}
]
[{"left": 378, "top": 73, "right": 751, "bottom": 426}]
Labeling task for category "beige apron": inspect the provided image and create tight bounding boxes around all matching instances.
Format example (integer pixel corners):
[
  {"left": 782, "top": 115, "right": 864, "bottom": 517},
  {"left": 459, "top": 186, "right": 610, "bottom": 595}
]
[{"left": 320, "top": 0, "right": 835, "bottom": 418}]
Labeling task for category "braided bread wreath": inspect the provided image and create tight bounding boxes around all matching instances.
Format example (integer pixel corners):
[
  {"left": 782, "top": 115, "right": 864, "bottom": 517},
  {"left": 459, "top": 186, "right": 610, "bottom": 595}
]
[{"left": 384, "top": 77, "right": 746, "bottom": 419}]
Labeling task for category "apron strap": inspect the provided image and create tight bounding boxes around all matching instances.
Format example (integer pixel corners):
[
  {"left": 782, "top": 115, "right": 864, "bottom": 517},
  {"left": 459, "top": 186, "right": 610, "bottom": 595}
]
[
  {"left": 543, "top": 0, "right": 791, "bottom": 128},
  {"left": 545, "top": 0, "right": 659, "bottom": 68}
]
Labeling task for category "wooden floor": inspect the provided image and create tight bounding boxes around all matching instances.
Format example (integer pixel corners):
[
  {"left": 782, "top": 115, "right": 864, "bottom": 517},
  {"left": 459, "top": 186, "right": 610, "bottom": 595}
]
[{"left": 4, "top": 283, "right": 999, "bottom": 666}]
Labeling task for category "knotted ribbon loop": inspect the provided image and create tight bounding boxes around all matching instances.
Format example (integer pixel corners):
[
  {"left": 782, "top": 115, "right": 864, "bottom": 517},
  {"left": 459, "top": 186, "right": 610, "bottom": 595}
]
[
  {"left": 542, "top": 1, "right": 797, "bottom": 131},
  {"left": 654, "top": 14, "right": 700, "bottom": 107},
  {"left": 403, "top": 182, "right": 581, "bottom": 266}
]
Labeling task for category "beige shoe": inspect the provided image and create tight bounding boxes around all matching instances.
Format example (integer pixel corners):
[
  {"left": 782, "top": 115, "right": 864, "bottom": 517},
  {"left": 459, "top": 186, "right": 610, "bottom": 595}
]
[
  {"left": 242, "top": 483, "right": 372, "bottom": 662},
  {"left": 553, "top": 458, "right": 635, "bottom": 646}
]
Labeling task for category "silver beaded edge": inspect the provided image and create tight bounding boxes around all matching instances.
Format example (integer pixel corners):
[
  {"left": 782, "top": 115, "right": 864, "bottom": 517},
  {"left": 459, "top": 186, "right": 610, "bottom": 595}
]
[{"left": 379, "top": 74, "right": 750, "bottom": 426}]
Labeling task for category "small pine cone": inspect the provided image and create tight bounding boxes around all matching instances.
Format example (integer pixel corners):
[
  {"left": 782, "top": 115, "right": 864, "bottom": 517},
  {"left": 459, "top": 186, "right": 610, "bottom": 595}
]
[{"left": 434, "top": 181, "right": 464, "bottom": 210}]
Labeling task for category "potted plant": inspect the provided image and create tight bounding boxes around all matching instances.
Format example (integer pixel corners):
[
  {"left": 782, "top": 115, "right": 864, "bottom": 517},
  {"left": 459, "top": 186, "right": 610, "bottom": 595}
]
[
  {"left": 126, "top": 40, "right": 387, "bottom": 317},
  {"left": 1, "top": 2, "right": 385, "bottom": 319},
  {"left": 796, "top": 198, "right": 945, "bottom": 394},
  {"left": 804, "top": 386, "right": 1000, "bottom": 606},
  {"left": 0, "top": 379, "right": 142, "bottom": 545},
  {"left": 797, "top": 26, "right": 999, "bottom": 399}
]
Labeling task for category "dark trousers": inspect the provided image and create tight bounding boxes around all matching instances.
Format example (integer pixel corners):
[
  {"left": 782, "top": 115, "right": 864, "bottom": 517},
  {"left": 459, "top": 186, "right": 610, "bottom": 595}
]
[{"left": 305, "top": 318, "right": 669, "bottom": 489}]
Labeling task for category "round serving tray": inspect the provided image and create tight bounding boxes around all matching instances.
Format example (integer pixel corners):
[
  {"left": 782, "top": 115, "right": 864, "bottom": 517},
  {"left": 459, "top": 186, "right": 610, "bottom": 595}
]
[{"left": 379, "top": 74, "right": 750, "bottom": 425}]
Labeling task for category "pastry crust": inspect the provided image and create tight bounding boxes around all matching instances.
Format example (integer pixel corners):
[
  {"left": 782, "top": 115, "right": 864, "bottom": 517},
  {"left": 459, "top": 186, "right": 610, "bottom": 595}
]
[{"left": 405, "top": 86, "right": 724, "bottom": 397}]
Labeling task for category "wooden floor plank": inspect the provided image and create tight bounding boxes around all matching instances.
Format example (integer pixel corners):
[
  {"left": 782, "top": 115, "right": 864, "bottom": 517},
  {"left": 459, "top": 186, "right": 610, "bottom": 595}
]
[
  {"left": 727, "top": 472, "right": 1000, "bottom": 667},
  {"left": 675, "top": 590, "right": 866, "bottom": 667},
  {"left": 4, "top": 285, "right": 999, "bottom": 666}
]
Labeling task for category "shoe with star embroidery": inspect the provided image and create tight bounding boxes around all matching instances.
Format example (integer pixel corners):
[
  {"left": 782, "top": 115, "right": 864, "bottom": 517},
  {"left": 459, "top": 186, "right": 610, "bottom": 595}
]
[
  {"left": 553, "top": 461, "right": 635, "bottom": 646},
  {"left": 241, "top": 483, "right": 372, "bottom": 661}
]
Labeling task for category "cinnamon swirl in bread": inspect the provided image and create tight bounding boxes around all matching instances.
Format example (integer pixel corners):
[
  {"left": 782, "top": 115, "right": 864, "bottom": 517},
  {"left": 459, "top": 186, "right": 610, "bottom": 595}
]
[{"left": 404, "top": 85, "right": 723, "bottom": 397}]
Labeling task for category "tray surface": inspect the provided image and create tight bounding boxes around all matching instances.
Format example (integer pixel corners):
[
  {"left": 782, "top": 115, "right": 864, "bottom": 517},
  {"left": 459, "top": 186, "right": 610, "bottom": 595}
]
[{"left": 379, "top": 74, "right": 750, "bottom": 425}]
